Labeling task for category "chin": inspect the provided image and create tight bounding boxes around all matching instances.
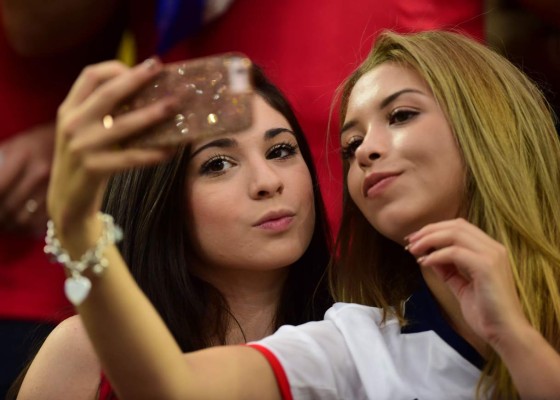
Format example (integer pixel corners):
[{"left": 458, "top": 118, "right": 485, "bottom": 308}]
[
  {"left": 262, "top": 247, "right": 307, "bottom": 269},
  {"left": 368, "top": 211, "right": 418, "bottom": 246},
  {"left": 236, "top": 257, "right": 300, "bottom": 273}
]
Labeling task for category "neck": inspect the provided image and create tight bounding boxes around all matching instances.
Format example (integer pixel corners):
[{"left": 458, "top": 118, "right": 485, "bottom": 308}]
[
  {"left": 196, "top": 266, "right": 288, "bottom": 344},
  {"left": 422, "top": 269, "right": 491, "bottom": 359},
  {"left": 225, "top": 292, "right": 279, "bottom": 344}
]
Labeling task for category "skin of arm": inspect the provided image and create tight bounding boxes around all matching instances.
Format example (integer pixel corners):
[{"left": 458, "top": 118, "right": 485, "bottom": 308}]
[
  {"left": 17, "top": 316, "right": 101, "bottom": 400},
  {"left": 492, "top": 320, "right": 560, "bottom": 399},
  {"left": 47, "top": 59, "right": 282, "bottom": 400},
  {"left": 1, "top": 0, "right": 122, "bottom": 56},
  {"left": 65, "top": 233, "right": 280, "bottom": 400}
]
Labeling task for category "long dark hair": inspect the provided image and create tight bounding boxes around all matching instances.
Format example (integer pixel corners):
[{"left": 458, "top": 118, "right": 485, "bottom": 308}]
[{"left": 101, "top": 65, "right": 332, "bottom": 351}]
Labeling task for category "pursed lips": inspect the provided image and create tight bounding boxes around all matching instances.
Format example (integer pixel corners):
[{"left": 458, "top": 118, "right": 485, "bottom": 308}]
[
  {"left": 253, "top": 210, "right": 296, "bottom": 227},
  {"left": 362, "top": 171, "right": 401, "bottom": 197}
]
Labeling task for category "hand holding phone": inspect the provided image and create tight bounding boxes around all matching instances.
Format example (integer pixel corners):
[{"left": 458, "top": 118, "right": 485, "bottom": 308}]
[{"left": 116, "top": 53, "right": 253, "bottom": 148}]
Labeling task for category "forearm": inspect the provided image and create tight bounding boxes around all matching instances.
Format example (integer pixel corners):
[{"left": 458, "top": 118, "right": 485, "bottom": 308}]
[
  {"left": 63, "top": 220, "right": 192, "bottom": 399},
  {"left": 1, "top": 0, "right": 122, "bottom": 56},
  {"left": 60, "top": 220, "right": 276, "bottom": 400},
  {"left": 494, "top": 322, "right": 560, "bottom": 399}
]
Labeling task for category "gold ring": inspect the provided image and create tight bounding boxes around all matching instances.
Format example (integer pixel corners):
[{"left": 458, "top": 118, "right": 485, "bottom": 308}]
[
  {"left": 102, "top": 114, "right": 114, "bottom": 129},
  {"left": 25, "top": 199, "right": 38, "bottom": 213}
]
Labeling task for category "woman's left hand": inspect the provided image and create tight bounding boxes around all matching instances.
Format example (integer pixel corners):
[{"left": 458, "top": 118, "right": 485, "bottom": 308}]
[{"left": 405, "top": 218, "right": 529, "bottom": 349}]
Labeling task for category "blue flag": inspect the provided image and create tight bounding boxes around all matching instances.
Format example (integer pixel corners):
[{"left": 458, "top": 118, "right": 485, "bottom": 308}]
[{"left": 156, "top": 0, "right": 205, "bottom": 54}]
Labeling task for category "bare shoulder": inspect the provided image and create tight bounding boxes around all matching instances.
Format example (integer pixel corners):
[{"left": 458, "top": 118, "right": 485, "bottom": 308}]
[{"left": 17, "top": 315, "right": 101, "bottom": 400}]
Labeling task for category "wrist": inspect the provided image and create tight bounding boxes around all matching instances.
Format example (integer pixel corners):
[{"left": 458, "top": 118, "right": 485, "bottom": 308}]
[
  {"left": 55, "top": 212, "right": 104, "bottom": 259},
  {"left": 491, "top": 319, "right": 538, "bottom": 362},
  {"left": 44, "top": 212, "right": 123, "bottom": 306}
]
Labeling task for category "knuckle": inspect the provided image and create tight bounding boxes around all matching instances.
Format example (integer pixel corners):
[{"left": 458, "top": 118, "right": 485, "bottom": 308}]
[
  {"left": 57, "top": 102, "right": 69, "bottom": 118},
  {"left": 59, "top": 113, "right": 82, "bottom": 140},
  {"left": 454, "top": 217, "right": 467, "bottom": 228},
  {"left": 28, "top": 161, "right": 51, "bottom": 184},
  {"left": 36, "top": 162, "right": 52, "bottom": 181},
  {"left": 495, "top": 245, "right": 508, "bottom": 262},
  {"left": 447, "top": 246, "right": 460, "bottom": 258},
  {"left": 94, "top": 84, "right": 115, "bottom": 100},
  {"left": 81, "top": 65, "right": 101, "bottom": 84},
  {"left": 67, "top": 139, "right": 85, "bottom": 159},
  {"left": 82, "top": 157, "right": 99, "bottom": 174}
]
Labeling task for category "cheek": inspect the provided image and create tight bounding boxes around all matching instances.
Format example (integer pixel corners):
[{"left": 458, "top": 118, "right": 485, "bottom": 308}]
[
  {"left": 186, "top": 199, "right": 241, "bottom": 267},
  {"left": 302, "top": 174, "right": 316, "bottom": 233},
  {"left": 184, "top": 182, "right": 237, "bottom": 248},
  {"left": 347, "top": 165, "right": 363, "bottom": 206},
  {"left": 291, "top": 166, "right": 315, "bottom": 217},
  {"left": 440, "top": 156, "right": 467, "bottom": 212}
]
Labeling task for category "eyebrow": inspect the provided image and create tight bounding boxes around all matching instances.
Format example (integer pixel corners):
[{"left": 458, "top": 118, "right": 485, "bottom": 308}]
[
  {"left": 379, "top": 88, "right": 424, "bottom": 109},
  {"left": 340, "top": 88, "right": 425, "bottom": 136},
  {"left": 190, "top": 127, "right": 295, "bottom": 158}
]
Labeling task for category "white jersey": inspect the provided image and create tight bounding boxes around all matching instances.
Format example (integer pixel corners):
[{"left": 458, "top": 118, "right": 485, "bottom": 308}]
[{"left": 250, "top": 285, "right": 484, "bottom": 400}]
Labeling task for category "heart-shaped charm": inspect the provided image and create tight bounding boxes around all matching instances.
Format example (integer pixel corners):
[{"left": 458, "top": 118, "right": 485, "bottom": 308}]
[{"left": 64, "top": 275, "right": 92, "bottom": 306}]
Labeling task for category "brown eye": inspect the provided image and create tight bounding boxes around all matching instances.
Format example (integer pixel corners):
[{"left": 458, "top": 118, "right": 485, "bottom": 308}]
[
  {"left": 266, "top": 143, "right": 298, "bottom": 160},
  {"left": 341, "top": 137, "right": 363, "bottom": 160},
  {"left": 389, "top": 109, "right": 419, "bottom": 125},
  {"left": 200, "top": 155, "right": 236, "bottom": 175}
]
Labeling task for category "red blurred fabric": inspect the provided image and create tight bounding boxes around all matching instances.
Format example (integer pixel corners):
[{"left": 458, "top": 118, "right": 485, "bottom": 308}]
[{"left": 0, "top": 11, "right": 123, "bottom": 322}]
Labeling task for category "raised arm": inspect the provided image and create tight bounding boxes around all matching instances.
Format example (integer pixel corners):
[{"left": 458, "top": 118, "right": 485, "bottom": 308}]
[
  {"left": 1, "top": 0, "right": 123, "bottom": 56},
  {"left": 47, "top": 58, "right": 280, "bottom": 400}
]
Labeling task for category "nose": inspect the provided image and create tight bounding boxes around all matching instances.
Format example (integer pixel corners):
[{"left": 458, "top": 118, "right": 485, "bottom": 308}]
[
  {"left": 248, "top": 161, "right": 284, "bottom": 199},
  {"left": 354, "top": 131, "right": 384, "bottom": 170}
]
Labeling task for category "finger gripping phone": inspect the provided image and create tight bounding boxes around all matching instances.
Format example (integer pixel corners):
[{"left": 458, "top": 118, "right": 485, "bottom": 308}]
[{"left": 117, "top": 53, "right": 253, "bottom": 148}]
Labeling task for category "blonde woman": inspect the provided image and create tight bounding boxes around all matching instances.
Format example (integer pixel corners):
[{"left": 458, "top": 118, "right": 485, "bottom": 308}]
[{"left": 27, "top": 31, "right": 560, "bottom": 399}]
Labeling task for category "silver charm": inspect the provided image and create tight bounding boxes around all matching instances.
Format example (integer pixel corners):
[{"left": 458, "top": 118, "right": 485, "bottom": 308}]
[
  {"left": 64, "top": 274, "right": 92, "bottom": 306},
  {"left": 45, "top": 213, "right": 122, "bottom": 307}
]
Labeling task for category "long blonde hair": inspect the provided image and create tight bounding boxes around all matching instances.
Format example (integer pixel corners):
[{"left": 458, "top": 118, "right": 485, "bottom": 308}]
[{"left": 332, "top": 30, "right": 560, "bottom": 399}]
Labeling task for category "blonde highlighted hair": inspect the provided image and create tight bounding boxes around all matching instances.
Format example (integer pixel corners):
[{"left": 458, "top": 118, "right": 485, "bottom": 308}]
[{"left": 331, "top": 30, "right": 560, "bottom": 399}]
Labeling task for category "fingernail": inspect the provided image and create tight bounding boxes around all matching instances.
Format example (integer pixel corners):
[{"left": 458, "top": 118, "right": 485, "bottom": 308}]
[
  {"left": 405, "top": 242, "right": 418, "bottom": 252},
  {"left": 417, "top": 256, "right": 426, "bottom": 265},
  {"left": 143, "top": 56, "right": 160, "bottom": 70},
  {"left": 406, "top": 230, "right": 421, "bottom": 243}
]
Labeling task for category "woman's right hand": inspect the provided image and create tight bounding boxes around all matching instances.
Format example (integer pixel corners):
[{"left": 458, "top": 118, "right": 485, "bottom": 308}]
[{"left": 48, "top": 58, "right": 177, "bottom": 238}]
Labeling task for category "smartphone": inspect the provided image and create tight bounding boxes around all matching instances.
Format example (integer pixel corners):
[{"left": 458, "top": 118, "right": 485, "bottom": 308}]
[{"left": 117, "top": 53, "right": 253, "bottom": 148}]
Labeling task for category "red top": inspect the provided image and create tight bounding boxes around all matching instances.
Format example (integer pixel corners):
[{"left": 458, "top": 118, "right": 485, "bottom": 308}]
[
  {"left": 0, "top": 9, "right": 124, "bottom": 322},
  {"left": 98, "top": 373, "right": 114, "bottom": 400}
]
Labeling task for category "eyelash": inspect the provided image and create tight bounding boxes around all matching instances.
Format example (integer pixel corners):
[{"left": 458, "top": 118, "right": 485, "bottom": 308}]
[
  {"left": 266, "top": 142, "right": 299, "bottom": 160},
  {"left": 341, "top": 136, "right": 363, "bottom": 160},
  {"left": 199, "top": 154, "right": 236, "bottom": 176},
  {"left": 341, "top": 109, "right": 419, "bottom": 159},
  {"left": 199, "top": 142, "right": 299, "bottom": 176},
  {"left": 388, "top": 108, "right": 419, "bottom": 125}
]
